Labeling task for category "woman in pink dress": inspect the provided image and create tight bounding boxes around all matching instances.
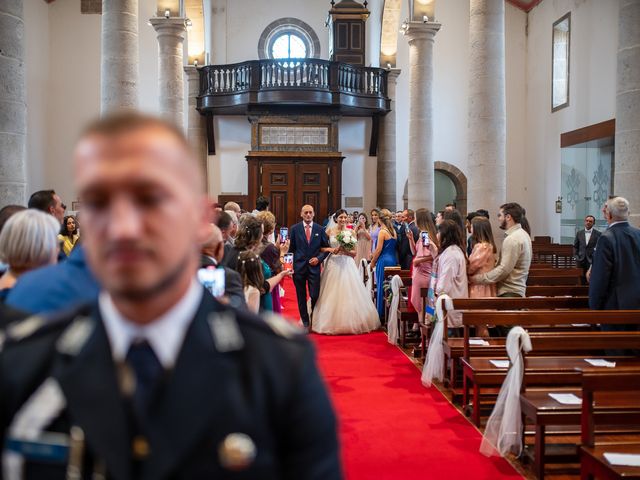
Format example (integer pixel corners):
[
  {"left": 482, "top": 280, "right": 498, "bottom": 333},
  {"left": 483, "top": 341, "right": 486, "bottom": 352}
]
[
  {"left": 354, "top": 213, "right": 372, "bottom": 264},
  {"left": 467, "top": 216, "right": 497, "bottom": 336},
  {"left": 409, "top": 209, "right": 439, "bottom": 324}
]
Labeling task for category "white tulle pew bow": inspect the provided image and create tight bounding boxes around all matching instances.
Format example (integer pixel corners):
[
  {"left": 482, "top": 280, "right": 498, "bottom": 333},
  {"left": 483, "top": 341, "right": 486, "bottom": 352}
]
[
  {"left": 421, "top": 294, "right": 453, "bottom": 387},
  {"left": 480, "top": 326, "right": 532, "bottom": 457}
]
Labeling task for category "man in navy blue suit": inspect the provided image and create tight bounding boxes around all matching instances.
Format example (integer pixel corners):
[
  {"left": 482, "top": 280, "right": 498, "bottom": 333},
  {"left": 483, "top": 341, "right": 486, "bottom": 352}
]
[
  {"left": 288, "top": 205, "right": 330, "bottom": 329},
  {"left": 589, "top": 196, "right": 640, "bottom": 316}
]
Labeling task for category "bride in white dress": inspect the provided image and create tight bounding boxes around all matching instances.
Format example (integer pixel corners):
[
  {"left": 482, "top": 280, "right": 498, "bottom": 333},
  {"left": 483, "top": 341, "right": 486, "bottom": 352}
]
[{"left": 312, "top": 210, "right": 381, "bottom": 335}]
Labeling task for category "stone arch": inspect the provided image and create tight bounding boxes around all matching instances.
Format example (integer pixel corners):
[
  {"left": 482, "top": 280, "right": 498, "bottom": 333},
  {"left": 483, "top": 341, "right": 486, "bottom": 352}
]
[{"left": 402, "top": 162, "right": 468, "bottom": 216}]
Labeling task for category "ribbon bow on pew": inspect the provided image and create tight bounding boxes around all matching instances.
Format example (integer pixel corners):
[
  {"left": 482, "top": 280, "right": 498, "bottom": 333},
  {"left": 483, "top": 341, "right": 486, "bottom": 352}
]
[{"left": 480, "top": 326, "right": 532, "bottom": 457}]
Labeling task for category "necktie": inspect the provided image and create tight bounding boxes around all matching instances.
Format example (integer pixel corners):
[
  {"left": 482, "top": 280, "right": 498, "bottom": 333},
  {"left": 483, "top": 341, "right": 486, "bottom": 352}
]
[
  {"left": 305, "top": 224, "right": 311, "bottom": 243},
  {"left": 126, "top": 339, "right": 163, "bottom": 432}
]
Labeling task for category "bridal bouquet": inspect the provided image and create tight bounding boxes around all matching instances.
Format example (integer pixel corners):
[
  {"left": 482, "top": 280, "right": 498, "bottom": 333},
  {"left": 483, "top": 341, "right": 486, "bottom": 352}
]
[{"left": 336, "top": 229, "right": 358, "bottom": 251}]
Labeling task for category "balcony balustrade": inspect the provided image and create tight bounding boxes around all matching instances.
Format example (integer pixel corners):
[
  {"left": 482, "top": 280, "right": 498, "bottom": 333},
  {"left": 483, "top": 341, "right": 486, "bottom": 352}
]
[{"left": 197, "top": 58, "right": 390, "bottom": 116}]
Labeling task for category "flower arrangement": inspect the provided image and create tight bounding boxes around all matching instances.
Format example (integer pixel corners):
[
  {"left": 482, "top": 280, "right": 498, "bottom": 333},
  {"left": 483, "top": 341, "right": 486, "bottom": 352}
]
[{"left": 336, "top": 229, "right": 358, "bottom": 251}]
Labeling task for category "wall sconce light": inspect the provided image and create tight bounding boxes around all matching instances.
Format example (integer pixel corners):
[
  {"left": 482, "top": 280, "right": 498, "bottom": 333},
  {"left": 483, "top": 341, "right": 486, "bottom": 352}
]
[
  {"left": 555, "top": 196, "right": 563, "bottom": 213},
  {"left": 185, "top": 18, "right": 193, "bottom": 28},
  {"left": 194, "top": 59, "right": 198, "bottom": 67},
  {"left": 164, "top": 9, "right": 170, "bottom": 18},
  {"left": 386, "top": 62, "right": 391, "bottom": 69},
  {"left": 423, "top": 15, "right": 429, "bottom": 23},
  {"left": 400, "top": 21, "right": 408, "bottom": 33}
]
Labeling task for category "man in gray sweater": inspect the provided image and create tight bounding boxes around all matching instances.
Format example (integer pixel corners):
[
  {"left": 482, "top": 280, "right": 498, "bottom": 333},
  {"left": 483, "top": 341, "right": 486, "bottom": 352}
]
[{"left": 470, "top": 202, "right": 532, "bottom": 297}]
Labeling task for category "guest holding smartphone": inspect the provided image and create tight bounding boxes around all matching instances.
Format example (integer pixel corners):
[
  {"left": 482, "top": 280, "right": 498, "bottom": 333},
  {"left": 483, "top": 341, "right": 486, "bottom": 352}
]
[{"left": 409, "top": 209, "right": 439, "bottom": 324}]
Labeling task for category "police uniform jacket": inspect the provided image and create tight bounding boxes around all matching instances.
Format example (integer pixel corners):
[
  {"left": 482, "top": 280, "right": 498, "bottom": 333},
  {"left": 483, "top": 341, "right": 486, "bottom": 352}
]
[{"left": 0, "top": 289, "right": 342, "bottom": 480}]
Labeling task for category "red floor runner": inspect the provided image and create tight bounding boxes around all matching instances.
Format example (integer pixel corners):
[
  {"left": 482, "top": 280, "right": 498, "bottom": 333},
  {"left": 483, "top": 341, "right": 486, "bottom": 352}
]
[{"left": 311, "top": 332, "right": 522, "bottom": 480}]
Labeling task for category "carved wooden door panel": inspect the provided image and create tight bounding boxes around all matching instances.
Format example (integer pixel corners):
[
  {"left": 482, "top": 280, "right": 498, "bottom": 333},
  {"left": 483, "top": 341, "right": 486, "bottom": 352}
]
[
  {"left": 260, "top": 163, "right": 296, "bottom": 230},
  {"left": 296, "top": 163, "right": 329, "bottom": 226}
]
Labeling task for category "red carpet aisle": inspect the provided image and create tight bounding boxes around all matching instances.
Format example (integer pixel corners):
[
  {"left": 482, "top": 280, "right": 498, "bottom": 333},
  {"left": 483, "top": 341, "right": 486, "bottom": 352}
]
[
  {"left": 279, "top": 276, "right": 303, "bottom": 322},
  {"left": 311, "top": 333, "right": 522, "bottom": 480}
]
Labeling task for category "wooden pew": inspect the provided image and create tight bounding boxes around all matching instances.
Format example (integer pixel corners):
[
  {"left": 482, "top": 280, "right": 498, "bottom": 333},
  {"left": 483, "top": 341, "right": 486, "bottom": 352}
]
[
  {"left": 580, "top": 369, "right": 640, "bottom": 480},
  {"left": 437, "top": 297, "right": 589, "bottom": 398},
  {"left": 460, "top": 310, "right": 640, "bottom": 427},
  {"left": 516, "top": 331, "right": 640, "bottom": 479},
  {"left": 381, "top": 269, "right": 420, "bottom": 346},
  {"left": 527, "top": 268, "right": 583, "bottom": 286},
  {"left": 526, "top": 285, "right": 589, "bottom": 297}
]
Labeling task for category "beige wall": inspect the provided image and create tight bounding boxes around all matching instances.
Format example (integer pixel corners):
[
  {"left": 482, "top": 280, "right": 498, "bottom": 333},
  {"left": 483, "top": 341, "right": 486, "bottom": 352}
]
[
  {"left": 23, "top": 0, "right": 161, "bottom": 208},
  {"left": 524, "top": 0, "right": 618, "bottom": 241}
]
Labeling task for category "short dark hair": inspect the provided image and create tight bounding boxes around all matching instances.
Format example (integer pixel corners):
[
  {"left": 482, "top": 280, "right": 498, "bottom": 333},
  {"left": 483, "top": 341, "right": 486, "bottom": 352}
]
[
  {"left": 217, "top": 211, "right": 233, "bottom": 231},
  {"left": 0, "top": 205, "right": 27, "bottom": 234},
  {"left": 500, "top": 202, "right": 525, "bottom": 224},
  {"left": 466, "top": 211, "right": 480, "bottom": 222},
  {"left": 255, "top": 196, "right": 269, "bottom": 211},
  {"left": 475, "top": 209, "right": 490, "bottom": 219},
  {"left": 585, "top": 215, "right": 596, "bottom": 222},
  {"left": 28, "top": 190, "right": 56, "bottom": 212},
  {"left": 405, "top": 209, "right": 415, "bottom": 220}
]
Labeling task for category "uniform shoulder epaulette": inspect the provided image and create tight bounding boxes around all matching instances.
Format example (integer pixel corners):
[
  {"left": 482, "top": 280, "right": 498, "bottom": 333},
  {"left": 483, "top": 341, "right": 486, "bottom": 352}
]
[
  {"left": 260, "top": 312, "right": 305, "bottom": 339},
  {"left": 0, "top": 304, "right": 93, "bottom": 351}
]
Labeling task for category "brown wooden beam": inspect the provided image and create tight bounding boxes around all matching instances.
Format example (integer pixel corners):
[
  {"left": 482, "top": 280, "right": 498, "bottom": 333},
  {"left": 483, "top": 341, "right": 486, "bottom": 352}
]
[{"left": 560, "top": 119, "right": 615, "bottom": 148}]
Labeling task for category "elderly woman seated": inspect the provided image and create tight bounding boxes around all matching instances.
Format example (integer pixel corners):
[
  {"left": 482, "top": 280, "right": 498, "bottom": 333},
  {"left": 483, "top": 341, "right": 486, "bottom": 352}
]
[{"left": 0, "top": 209, "right": 61, "bottom": 300}]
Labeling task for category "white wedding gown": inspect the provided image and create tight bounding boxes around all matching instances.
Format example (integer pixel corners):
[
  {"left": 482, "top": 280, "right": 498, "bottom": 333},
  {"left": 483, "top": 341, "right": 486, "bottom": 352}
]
[{"left": 312, "top": 236, "right": 381, "bottom": 335}]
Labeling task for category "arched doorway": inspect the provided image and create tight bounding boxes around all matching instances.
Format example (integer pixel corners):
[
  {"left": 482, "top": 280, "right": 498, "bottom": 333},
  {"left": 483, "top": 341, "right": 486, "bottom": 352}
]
[{"left": 402, "top": 162, "right": 467, "bottom": 216}]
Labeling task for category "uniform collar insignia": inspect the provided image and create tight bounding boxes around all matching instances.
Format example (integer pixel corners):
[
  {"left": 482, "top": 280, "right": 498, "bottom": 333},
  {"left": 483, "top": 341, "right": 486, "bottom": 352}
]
[{"left": 208, "top": 311, "right": 244, "bottom": 352}]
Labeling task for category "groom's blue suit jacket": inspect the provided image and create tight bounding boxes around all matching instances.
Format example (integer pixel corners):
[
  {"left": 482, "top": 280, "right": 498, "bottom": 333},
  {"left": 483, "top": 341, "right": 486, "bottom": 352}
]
[{"left": 288, "top": 221, "right": 329, "bottom": 276}]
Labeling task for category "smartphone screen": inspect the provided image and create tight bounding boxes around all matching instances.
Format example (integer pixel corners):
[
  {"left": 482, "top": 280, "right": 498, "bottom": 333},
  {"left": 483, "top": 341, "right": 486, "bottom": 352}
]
[
  {"left": 280, "top": 227, "right": 289, "bottom": 243},
  {"left": 283, "top": 253, "right": 294, "bottom": 271},
  {"left": 197, "top": 267, "right": 226, "bottom": 297},
  {"left": 421, "top": 231, "right": 430, "bottom": 246}
]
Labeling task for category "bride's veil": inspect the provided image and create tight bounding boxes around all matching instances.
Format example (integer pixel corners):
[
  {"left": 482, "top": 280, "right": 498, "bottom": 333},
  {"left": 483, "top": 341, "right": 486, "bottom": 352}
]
[{"left": 325, "top": 211, "right": 337, "bottom": 232}]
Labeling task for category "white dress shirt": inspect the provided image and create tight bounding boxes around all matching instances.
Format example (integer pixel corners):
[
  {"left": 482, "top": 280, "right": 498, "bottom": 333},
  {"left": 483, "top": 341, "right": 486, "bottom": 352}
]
[
  {"left": 100, "top": 279, "right": 203, "bottom": 369},
  {"left": 584, "top": 228, "right": 592, "bottom": 245}
]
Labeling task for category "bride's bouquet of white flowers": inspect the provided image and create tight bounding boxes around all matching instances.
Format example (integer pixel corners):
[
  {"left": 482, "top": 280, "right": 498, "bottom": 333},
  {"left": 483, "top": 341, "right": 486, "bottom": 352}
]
[{"left": 336, "top": 229, "right": 358, "bottom": 251}]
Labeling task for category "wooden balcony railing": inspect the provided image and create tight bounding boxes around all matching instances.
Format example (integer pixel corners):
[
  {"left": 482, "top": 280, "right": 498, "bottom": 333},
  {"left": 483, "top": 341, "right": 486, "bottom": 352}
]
[{"left": 197, "top": 58, "right": 390, "bottom": 116}]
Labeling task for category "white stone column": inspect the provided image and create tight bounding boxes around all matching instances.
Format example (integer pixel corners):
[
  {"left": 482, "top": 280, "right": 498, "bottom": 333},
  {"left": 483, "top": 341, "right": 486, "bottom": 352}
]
[
  {"left": 377, "top": 68, "right": 400, "bottom": 210},
  {"left": 184, "top": 65, "right": 208, "bottom": 192},
  {"left": 101, "top": 0, "right": 138, "bottom": 113},
  {"left": 467, "top": 0, "right": 506, "bottom": 228},
  {"left": 403, "top": 22, "right": 440, "bottom": 211},
  {"left": 0, "top": 0, "right": 27, "bottom": 205},
  {"left": 151, "top": 17, "right": 187, "bottom": 127},
  {"left": 614, "top": 0, "right": 640, "bottom": 226}
]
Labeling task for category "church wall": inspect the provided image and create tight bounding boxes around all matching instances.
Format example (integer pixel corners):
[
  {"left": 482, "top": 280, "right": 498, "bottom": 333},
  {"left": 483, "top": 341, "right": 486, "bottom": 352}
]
[
  {"left": 23, "top": 0, "right": 161, "bottom": 208},
  {"left": 225, "top": 0, "right": 330, "bottom": 63},
  {"left": 209, "top": 0, "right": 375, "bottom": 209},
  {"left": 393, "top": 1, "right": 527, "bottom": 213},
  {"left": 524, "top": 0, "right": 618, "bottom": 241},
  {"left": 24, "top": 0, "right": 50, "bottom": 195},
  {"left": 505, "top": 5, "right": 528, "bottom": 216}
]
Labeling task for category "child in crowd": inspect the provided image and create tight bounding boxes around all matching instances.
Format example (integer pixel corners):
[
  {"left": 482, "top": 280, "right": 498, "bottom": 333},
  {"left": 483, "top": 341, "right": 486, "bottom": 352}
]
[{"left": 237, "top": 250, "right": 265, "bottom": 314}]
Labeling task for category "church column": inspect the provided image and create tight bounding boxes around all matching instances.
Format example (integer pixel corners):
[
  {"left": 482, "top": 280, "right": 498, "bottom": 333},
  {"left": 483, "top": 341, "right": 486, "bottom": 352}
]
[
  {"left": 184, "top": 65, "right": 208, "bottom": 191},
  {"left": 101, "top": 0, "right": 138, "bottom": 113},
  {"left": 0, "top": 0, "right": 27, "bottom": 205},
  {"left": 377, "top": 69, "right": 400, "bottom": 210},
  {"left": 467, "top": 0, "right": 506, "bottom": 223},
  {"left": 614, "top": 0, "right": 640, "bottom": 226},
  {"left": 150, "top": 17, "right": 187, "bottom": 127},
  {"left": 403, "top": 22, "right": 440, "bottom": 211}
]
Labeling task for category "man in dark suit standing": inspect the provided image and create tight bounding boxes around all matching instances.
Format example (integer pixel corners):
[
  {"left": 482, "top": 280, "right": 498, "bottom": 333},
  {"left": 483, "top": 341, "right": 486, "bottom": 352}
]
[
  {"left": 0, "top": 113, "right": 341, "bottom": 479},
  {"left": 573, "top": 214, "right": 601, "bottom": 283},
  {"left": 288, "top": 205, "right": 330, "bottom": 329},
  {"left": 589, "top": 197, "right": 640, "bottom": 315},
  {"left": 200, "top": 222, "right": 247, "bottom": 310}
]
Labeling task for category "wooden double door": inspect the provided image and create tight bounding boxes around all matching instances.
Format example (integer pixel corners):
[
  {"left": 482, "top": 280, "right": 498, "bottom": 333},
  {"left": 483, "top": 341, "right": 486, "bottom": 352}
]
[{"left": 247, "top": 153, "right": 344, "bottom": 229}]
